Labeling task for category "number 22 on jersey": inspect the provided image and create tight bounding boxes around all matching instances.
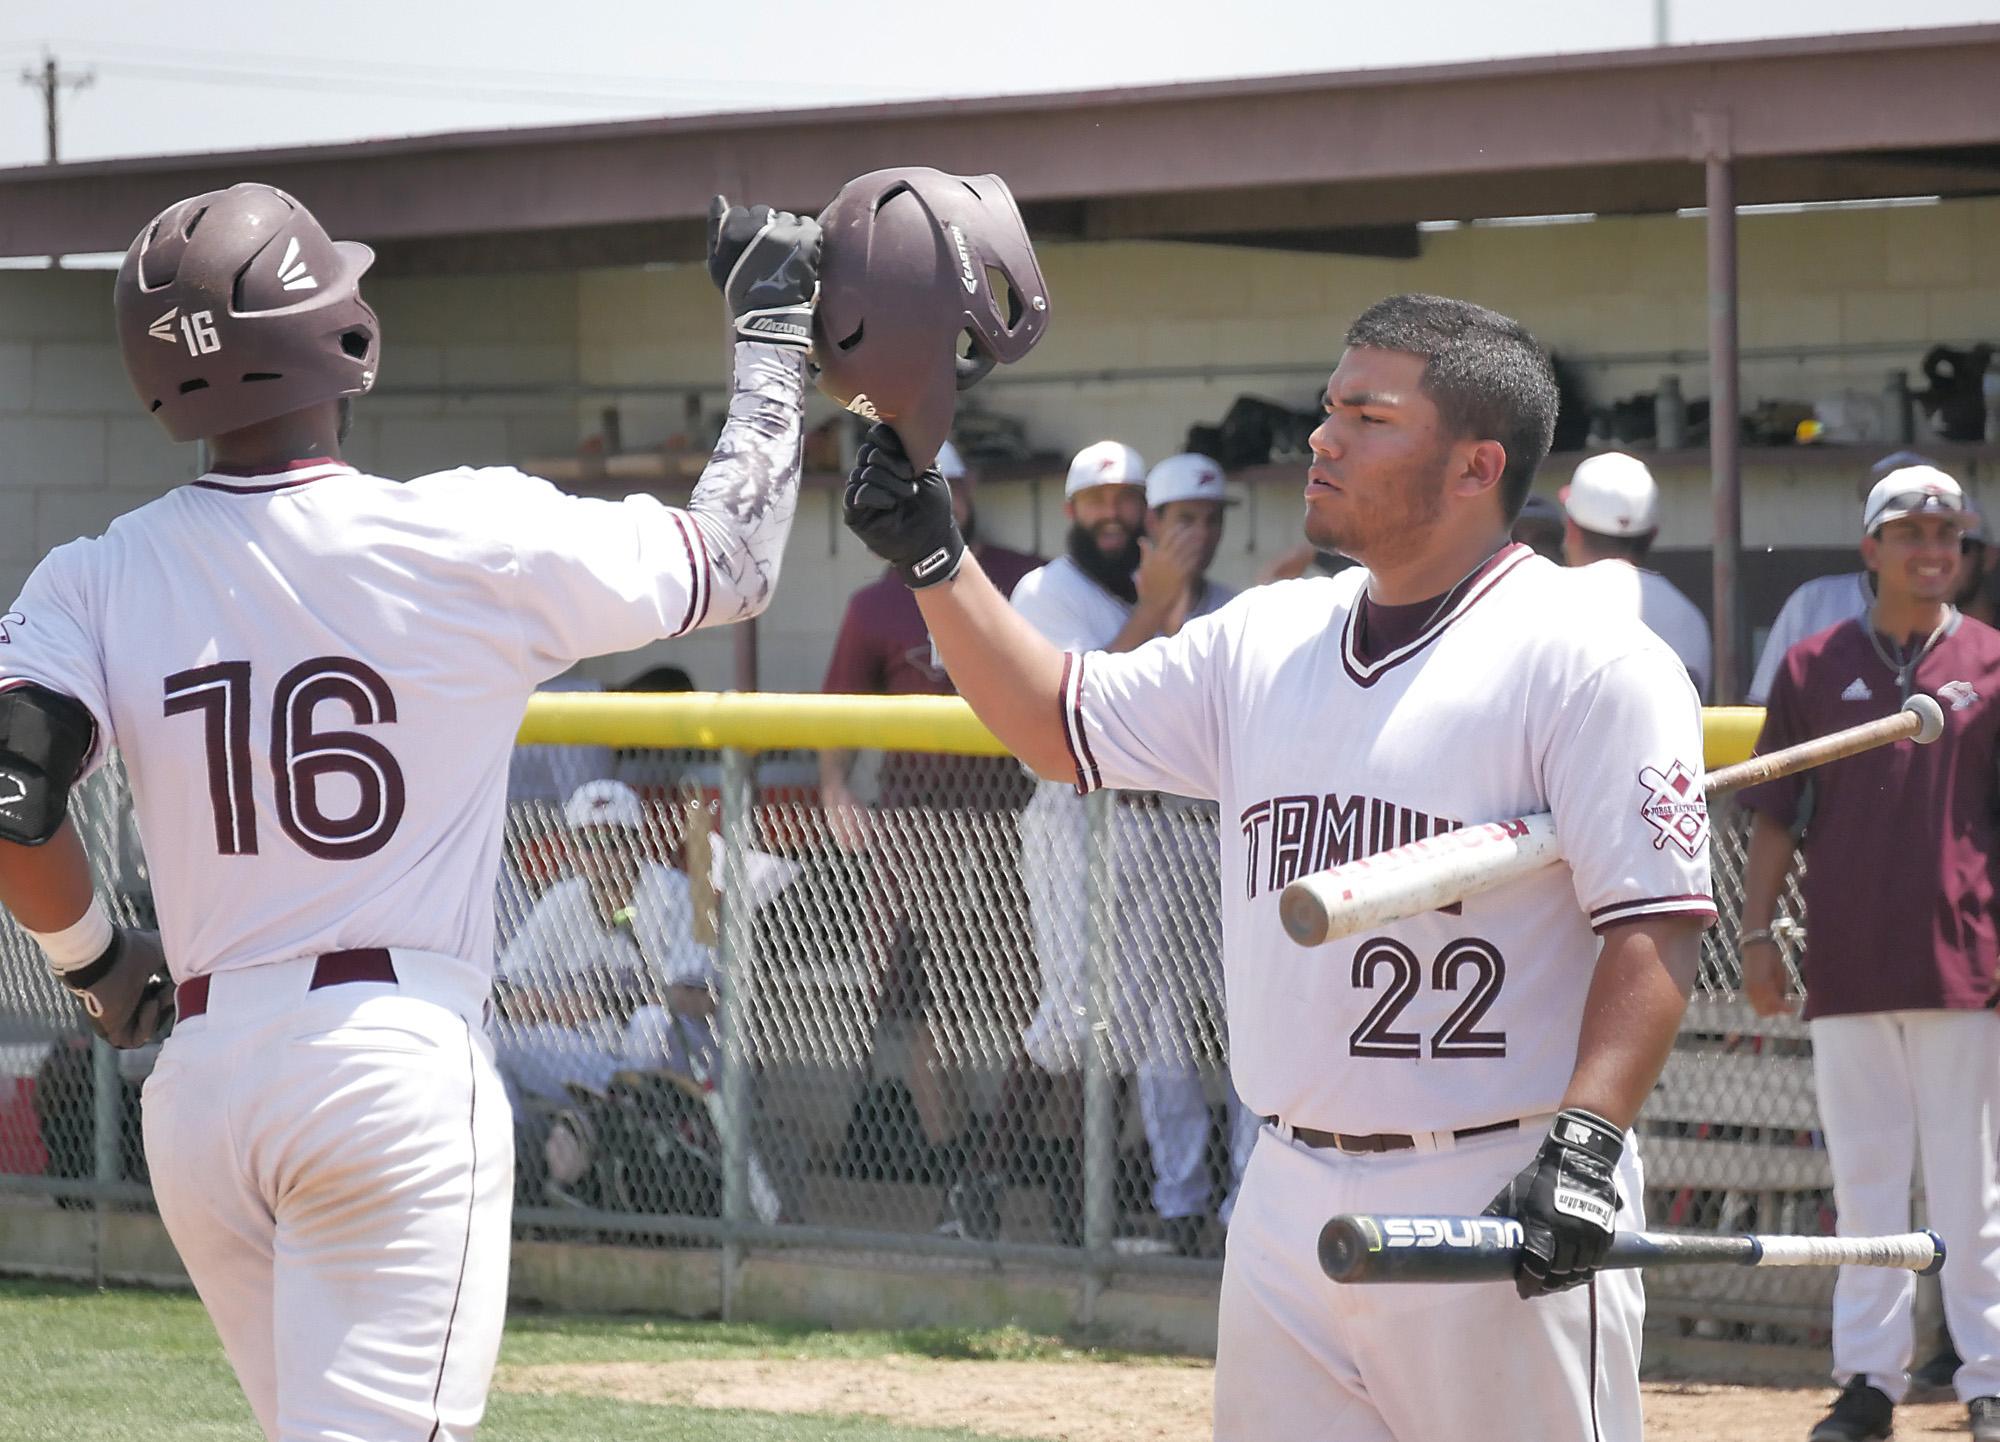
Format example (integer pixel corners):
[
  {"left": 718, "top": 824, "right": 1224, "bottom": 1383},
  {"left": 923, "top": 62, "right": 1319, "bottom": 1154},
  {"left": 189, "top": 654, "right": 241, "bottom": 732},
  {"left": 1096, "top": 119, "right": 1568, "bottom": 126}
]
[
  {"left": 1349, "top": 936, "right": 1507, "bottom": 1059},
  {"left": 164, "top": 658, "right": 405, "bottom": 861}
]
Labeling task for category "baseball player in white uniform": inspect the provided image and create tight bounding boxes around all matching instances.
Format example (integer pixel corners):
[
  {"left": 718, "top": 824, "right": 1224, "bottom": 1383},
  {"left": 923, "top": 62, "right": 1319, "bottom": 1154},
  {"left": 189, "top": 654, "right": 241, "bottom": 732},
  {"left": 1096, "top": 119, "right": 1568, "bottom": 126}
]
[
  {"left": 1012, "top": 447, "right": 1252, "bottom": 1251},
  {"left": 0, "top": 182, "right": 820, "bottom": 1441},
  {"left": 1558, "top": 451, "right": 1713, "bottom": 699},
  {"left": 492, "top": 780, "right": 714, "bottom": 1107},
  {"left": 845, "top": 293, "right": 1714, "bottom": 1440},
  {"left": 937, "top": 443, "right": 1241, "bottom": 1247}
]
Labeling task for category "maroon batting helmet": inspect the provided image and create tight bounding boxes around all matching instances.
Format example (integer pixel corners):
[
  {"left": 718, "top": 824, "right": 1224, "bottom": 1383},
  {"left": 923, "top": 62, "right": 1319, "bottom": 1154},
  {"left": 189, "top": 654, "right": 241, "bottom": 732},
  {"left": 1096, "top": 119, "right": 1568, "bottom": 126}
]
[
  {"left": 813, "top": 168, "right": 1050, "bottom": 471},
  {"left": 115, "top": 183, "right": 380, "bottom": 443}
]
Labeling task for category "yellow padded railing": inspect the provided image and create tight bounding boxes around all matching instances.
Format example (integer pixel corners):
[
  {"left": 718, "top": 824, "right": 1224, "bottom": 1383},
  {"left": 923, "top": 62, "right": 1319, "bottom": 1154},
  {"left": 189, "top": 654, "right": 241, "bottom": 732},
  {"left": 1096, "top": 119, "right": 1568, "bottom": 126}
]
[{"left": 521, "top": 692, "right": 1766, "bottom": 769}]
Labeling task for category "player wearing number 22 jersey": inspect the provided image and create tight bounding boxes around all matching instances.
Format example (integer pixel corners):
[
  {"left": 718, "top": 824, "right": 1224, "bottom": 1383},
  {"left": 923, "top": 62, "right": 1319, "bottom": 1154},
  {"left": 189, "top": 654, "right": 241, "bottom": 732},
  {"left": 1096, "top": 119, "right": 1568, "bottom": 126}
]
[{"left": 842, "top": 292, "right": 1714, "bottom": 1442}]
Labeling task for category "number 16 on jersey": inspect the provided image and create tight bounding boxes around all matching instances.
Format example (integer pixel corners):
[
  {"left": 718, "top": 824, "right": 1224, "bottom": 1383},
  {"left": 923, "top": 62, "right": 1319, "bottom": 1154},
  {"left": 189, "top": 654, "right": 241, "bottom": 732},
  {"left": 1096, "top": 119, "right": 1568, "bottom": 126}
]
[{"left": 164, "top": 656, "right": 406, "bottom": 861}]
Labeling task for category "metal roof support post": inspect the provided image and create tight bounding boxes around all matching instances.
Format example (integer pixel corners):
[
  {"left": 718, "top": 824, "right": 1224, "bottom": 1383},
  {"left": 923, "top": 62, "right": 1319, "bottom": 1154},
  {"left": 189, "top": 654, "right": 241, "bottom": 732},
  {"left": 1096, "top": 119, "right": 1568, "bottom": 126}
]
[{"left": 1698, "top": 111, "right": 1744, "bottom": 701}]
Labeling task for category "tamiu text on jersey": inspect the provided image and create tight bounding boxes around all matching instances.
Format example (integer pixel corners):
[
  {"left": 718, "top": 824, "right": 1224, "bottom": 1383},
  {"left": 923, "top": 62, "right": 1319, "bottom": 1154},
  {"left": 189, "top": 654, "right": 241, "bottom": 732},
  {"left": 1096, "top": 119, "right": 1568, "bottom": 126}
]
[{"left": 1239, "top": 791, "right": 1462, "bottom": 901}]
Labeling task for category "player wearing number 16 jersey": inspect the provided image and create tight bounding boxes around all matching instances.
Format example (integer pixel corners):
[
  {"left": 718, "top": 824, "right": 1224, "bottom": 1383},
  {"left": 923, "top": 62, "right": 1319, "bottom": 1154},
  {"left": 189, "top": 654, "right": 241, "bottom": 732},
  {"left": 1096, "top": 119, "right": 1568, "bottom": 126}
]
[
  {"left": 0, "top": 183, "right": 820, "bottom": 1441},
  {"left": 842, "top": 293, "right": 1714, "bottom": 1441}
]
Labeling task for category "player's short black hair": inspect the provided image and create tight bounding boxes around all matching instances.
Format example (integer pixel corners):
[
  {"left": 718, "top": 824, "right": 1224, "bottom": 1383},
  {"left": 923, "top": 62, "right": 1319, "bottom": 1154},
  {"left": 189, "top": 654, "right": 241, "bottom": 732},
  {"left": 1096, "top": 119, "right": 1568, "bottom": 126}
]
[{"left": 1344, "top": 294, "right": 1558, "bottom": 521}]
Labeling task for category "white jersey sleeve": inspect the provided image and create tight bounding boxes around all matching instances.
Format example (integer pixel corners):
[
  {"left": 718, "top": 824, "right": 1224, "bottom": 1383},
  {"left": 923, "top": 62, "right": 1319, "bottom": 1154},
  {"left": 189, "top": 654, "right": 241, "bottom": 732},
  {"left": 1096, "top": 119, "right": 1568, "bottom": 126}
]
[
  {"left": 1059, "top": 607, "right": 1231, "bottom": 801},
  {"left": 1537, "top": 647, "right": 1716, "bottom": 930},
  {"left": 0, "top": 541, "right": 113, "bottom": 778},
  {"left": 494, "top": 883, "right": 577, "bottom": 985},
  {"left": 450, "top": 468, "right": 715, "bottom": 682}
]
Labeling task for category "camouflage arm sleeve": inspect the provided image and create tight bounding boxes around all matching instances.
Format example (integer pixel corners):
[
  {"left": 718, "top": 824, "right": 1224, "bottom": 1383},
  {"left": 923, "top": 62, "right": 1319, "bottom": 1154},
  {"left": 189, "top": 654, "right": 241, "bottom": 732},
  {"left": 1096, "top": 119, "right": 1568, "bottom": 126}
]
[{"left": 681, "top": 341, "right": 809, "bottom": 627}]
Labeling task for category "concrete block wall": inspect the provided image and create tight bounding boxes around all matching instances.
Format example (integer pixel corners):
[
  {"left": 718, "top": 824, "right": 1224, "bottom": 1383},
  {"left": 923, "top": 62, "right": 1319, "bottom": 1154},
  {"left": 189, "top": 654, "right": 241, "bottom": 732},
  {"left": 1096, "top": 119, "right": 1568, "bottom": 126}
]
[
  {"left": 0, "top": 266, "right": 580, "bottom": 602},
  {"left": 6, "top": 196, "right": 1997, "bottom": 695},
  {"left": 0, "top": 269, "right": 198, "bottom": 605}
]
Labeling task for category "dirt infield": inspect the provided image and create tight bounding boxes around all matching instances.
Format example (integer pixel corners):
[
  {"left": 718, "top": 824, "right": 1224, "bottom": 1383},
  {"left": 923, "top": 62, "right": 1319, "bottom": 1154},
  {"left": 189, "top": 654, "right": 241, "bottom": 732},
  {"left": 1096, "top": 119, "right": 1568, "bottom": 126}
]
[{"left": 501, "top": 1359, "right": 1975, "bottom": 1440}]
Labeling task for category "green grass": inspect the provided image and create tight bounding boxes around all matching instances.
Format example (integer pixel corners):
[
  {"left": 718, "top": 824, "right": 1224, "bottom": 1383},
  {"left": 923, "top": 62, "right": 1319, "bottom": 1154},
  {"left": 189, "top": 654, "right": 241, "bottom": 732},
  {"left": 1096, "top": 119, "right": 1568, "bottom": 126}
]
[{"left": 0, "top": 1280, "right": 1163, "bottom": 1442}]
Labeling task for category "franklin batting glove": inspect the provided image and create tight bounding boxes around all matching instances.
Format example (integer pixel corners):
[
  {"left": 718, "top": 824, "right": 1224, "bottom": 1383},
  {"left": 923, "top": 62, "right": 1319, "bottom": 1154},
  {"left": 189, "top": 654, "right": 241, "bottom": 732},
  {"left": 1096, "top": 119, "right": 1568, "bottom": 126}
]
[
  {"left": 842, "top": 423, "right": 966, "bottom": 588},
  {"left": 707, "top": 196, "right": 822, "bottom": 351},
  {"left": 1482, "top": 1107, "right": 1624, "bottom": 1299}
]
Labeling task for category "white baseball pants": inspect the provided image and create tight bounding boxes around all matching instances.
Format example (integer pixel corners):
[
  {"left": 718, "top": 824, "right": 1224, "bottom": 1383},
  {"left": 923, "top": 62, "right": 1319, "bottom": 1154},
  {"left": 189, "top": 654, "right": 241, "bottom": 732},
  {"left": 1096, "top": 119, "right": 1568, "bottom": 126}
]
[
  {"left": 143, "top": 951, "right": 513, "bottom": 1442},
  {"left": 1215, "top": 1121, "right": 1646, "bottom": 1441},
  {"left": 1811, "top": 1008, "right": 2000, "bottom": 1403}
]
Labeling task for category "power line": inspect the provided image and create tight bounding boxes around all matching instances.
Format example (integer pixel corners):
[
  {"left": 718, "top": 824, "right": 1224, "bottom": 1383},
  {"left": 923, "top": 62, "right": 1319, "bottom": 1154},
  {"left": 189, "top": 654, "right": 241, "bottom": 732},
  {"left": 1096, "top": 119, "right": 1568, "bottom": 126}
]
[
  {"left": 23, "top": 36, "right": 922, "bottom": 103},
  {"left": 85, "top": 57, "right": 709, "bottom": 108}
]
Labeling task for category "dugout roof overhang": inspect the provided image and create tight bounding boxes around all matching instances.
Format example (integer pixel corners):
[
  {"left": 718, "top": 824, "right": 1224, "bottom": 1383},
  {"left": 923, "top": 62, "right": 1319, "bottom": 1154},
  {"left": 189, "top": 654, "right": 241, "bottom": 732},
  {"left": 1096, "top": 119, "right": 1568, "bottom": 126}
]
[{"left": 1, "top": 24, "right": 1998, "bottom": 268}]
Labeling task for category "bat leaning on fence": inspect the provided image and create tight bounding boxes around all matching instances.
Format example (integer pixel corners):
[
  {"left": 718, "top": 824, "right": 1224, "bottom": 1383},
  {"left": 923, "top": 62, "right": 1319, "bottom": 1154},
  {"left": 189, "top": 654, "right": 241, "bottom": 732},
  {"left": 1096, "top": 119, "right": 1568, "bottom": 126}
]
[
  {"left": 1317, "top": 1213, "right": 1945, "bottom": 1285},
  {"left": 1278, "top": 694, "right": 1945, "bottom": 948}
]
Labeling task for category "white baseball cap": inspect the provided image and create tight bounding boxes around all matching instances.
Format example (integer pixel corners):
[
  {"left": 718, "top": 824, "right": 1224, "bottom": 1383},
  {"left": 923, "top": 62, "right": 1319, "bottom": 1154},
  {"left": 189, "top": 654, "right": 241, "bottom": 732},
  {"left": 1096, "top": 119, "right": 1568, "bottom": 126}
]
[
  {"left": 936, "top": 440, "right": 967, "bottom": 482},
  {"left": 1065, "top": 440, "right": 1146, "bottom": 498},
  {"left": 565, "top": 779, "right": 645, "bottom": 832},
  {"left": 1863, "top": 465, "right": 1972, "bottom": 536},
  {"left": 1560, "top": 452, "right": 1659, "bottom": 537},
  {"left": 1145, "top": 452, "right": 1237, "bottom": 508}
]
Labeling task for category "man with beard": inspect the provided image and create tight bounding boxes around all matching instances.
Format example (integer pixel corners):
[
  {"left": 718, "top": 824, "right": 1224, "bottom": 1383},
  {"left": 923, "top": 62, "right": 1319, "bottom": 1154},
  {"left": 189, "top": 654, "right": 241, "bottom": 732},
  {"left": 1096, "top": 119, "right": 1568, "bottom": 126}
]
[
  {"left": 843, "top": 294, "right": 1711, "bottom": 1440},
  {"left": 936, "top": 442, "right": 1234, "bottom": 1246},
  {"left": 820, "top": 440, "right": 1041, "bottom": 1200}
]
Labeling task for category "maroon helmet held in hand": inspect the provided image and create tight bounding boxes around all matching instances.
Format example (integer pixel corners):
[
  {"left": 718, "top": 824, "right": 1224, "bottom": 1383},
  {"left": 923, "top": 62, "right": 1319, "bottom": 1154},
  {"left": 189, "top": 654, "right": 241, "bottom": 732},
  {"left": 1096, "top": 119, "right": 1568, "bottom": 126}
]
[
  {"left": 115, "top": 183, "right": 380, "bottom": 443},
  {"left": 813, "top": 168, "right": 1050, "bottom": 471}
]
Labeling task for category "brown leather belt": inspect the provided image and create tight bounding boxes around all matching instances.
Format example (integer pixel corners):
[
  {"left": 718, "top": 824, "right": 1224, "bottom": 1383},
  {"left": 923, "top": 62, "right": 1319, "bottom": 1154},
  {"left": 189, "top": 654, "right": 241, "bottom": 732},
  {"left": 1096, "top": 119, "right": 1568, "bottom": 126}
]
[
  {"left": 176, "top": 948, "right": 398, "bottom": 1021},
  {"left": 1264, "top": 1116, "right": 1522, "bottom": 1154}
]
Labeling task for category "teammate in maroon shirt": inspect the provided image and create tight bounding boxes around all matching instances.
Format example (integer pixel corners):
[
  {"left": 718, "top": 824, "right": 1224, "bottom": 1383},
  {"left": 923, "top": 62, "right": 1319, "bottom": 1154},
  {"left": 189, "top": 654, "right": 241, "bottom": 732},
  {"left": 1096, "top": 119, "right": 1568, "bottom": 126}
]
[
  {"left": 820, "top": 440, "right": 1041, "bottom": 1184},
  {"left": 1737, "top": 465, "right": 2000, "bottom": 1442}
]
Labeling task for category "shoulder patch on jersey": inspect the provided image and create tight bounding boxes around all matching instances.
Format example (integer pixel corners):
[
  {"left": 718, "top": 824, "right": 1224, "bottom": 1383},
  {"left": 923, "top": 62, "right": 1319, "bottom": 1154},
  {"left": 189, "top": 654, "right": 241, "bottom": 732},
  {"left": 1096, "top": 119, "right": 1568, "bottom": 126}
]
[
  {"left": 1938, "top": 679, "right": 1979, "bottom": 711},
  {"left": 1637, "top": 760, "right": 1708, "bottom": 858}
]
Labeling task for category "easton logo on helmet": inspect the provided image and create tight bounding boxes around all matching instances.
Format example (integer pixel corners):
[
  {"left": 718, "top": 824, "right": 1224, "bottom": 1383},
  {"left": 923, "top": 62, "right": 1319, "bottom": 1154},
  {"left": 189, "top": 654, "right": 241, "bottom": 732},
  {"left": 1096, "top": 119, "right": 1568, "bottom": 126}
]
[
  {"left": 277, "top": 237, "right": 318, "bottom": 292},
  {"left": 148, "top": 308, "right": 179, "bottom": 344},
  {"left": 844, "top": 393, "right": 882, "bottom": 421},
  {"left": 948, "top": 223, "right": 978, "bottom": 295}
]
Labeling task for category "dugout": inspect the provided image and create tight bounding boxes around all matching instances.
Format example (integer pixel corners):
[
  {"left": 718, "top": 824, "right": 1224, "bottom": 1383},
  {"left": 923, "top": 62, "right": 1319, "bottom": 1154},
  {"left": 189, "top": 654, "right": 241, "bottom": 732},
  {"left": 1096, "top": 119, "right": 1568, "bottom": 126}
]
[{"left": 1, "top": 25, "right": 1998, "bottom": 697}]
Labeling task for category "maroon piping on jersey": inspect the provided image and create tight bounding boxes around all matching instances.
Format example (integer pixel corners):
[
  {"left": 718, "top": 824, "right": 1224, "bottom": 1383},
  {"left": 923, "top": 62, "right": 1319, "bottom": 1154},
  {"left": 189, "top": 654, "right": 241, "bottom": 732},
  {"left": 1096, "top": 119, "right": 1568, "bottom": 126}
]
[
  {"left": 1059, "top": 651, "right": 1102, "bottom": 794},
  {"left": 668, "top": 511, "right": 712, "bottom": 636},
  {"left": 1589, "top": 894, "right": 1717, "bottom": 933},
  {"left": 192, "top": 458, "right": 354, "bottom": 495},
  {"left": 692, "top": 518, "right": 713, "bottom": 629},
  {"left": 1339, "top": 544, "right": 1534, "bottom": 688}
]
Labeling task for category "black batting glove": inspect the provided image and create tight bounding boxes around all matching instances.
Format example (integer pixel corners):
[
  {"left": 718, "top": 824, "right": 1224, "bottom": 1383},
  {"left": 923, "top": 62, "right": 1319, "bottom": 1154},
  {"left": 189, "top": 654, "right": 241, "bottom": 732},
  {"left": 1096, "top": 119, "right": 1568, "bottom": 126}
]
[
  {"left": 707, "top": 196, "right": 821, "bottom": 350},
  {"left": 842, "top": 423, "right": 967, "bottom": 588},
  {"left": 1482, "top": 1107, "right": 1624, "bottom": 1299},
  {"left": 55, "top": 928, "right": 174, "bottom": 1050}
]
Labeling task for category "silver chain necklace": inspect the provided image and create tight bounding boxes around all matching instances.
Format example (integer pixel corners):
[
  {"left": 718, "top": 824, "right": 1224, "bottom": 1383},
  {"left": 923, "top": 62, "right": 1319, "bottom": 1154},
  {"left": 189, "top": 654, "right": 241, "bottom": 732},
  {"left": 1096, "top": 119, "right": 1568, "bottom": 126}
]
[{"left": 1866, "top": 605, "right": 1953, "bottom": 701}]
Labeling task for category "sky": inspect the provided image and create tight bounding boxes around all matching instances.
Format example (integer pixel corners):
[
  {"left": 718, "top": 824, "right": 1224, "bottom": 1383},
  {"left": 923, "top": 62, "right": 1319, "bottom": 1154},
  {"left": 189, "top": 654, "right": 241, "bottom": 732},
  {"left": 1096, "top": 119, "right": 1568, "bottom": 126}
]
[{"left": 3, "top": 0, "right": 1997, "bottom": 171}]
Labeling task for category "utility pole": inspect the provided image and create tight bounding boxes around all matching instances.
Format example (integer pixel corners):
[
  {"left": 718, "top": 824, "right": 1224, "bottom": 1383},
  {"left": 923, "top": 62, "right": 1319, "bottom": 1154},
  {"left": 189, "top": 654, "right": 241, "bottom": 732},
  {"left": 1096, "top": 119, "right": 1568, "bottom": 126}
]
[
  {"left": 1654, "top": 0, "right": 1670, "bottom": 45},
  {"left": 19, "top": 49, "right": 94, "bottom": 266}
]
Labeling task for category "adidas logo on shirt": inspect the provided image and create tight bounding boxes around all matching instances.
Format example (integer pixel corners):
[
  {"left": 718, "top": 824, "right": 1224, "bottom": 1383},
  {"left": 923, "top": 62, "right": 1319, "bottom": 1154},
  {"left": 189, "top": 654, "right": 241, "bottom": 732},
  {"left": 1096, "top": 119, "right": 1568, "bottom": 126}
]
[{"left": 1841, "top": 677, "right": 1873, "bottom": 701}]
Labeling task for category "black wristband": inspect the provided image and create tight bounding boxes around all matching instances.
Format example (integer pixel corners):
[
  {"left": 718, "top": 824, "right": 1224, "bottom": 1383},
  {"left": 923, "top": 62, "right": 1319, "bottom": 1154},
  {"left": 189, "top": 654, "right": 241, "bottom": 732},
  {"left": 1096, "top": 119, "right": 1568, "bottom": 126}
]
[
  {"left": 900, "top": 531, "right": 966, "bottom": 589},
  {"left": 60, "top": 930, "right": 124, "bottom": 992}
]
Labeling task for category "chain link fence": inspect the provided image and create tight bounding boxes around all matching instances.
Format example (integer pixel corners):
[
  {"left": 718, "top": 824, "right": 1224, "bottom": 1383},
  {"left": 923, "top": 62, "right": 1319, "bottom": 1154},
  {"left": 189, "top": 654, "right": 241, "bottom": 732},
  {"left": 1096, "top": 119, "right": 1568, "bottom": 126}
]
[{"left": 0, "top": 741, "right": 1872, "bottom": 1342}]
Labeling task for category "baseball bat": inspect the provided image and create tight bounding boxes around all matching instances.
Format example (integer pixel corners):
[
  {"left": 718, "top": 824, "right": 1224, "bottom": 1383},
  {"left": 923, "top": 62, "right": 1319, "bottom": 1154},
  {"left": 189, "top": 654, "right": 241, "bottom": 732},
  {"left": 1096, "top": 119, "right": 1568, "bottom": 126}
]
[
  {"left": 1280, "top": 694, "right": 1944, "bottom": 947},
  {"left": 1317, "top": 1214, "right": 1945, "bottom": 1285}
]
